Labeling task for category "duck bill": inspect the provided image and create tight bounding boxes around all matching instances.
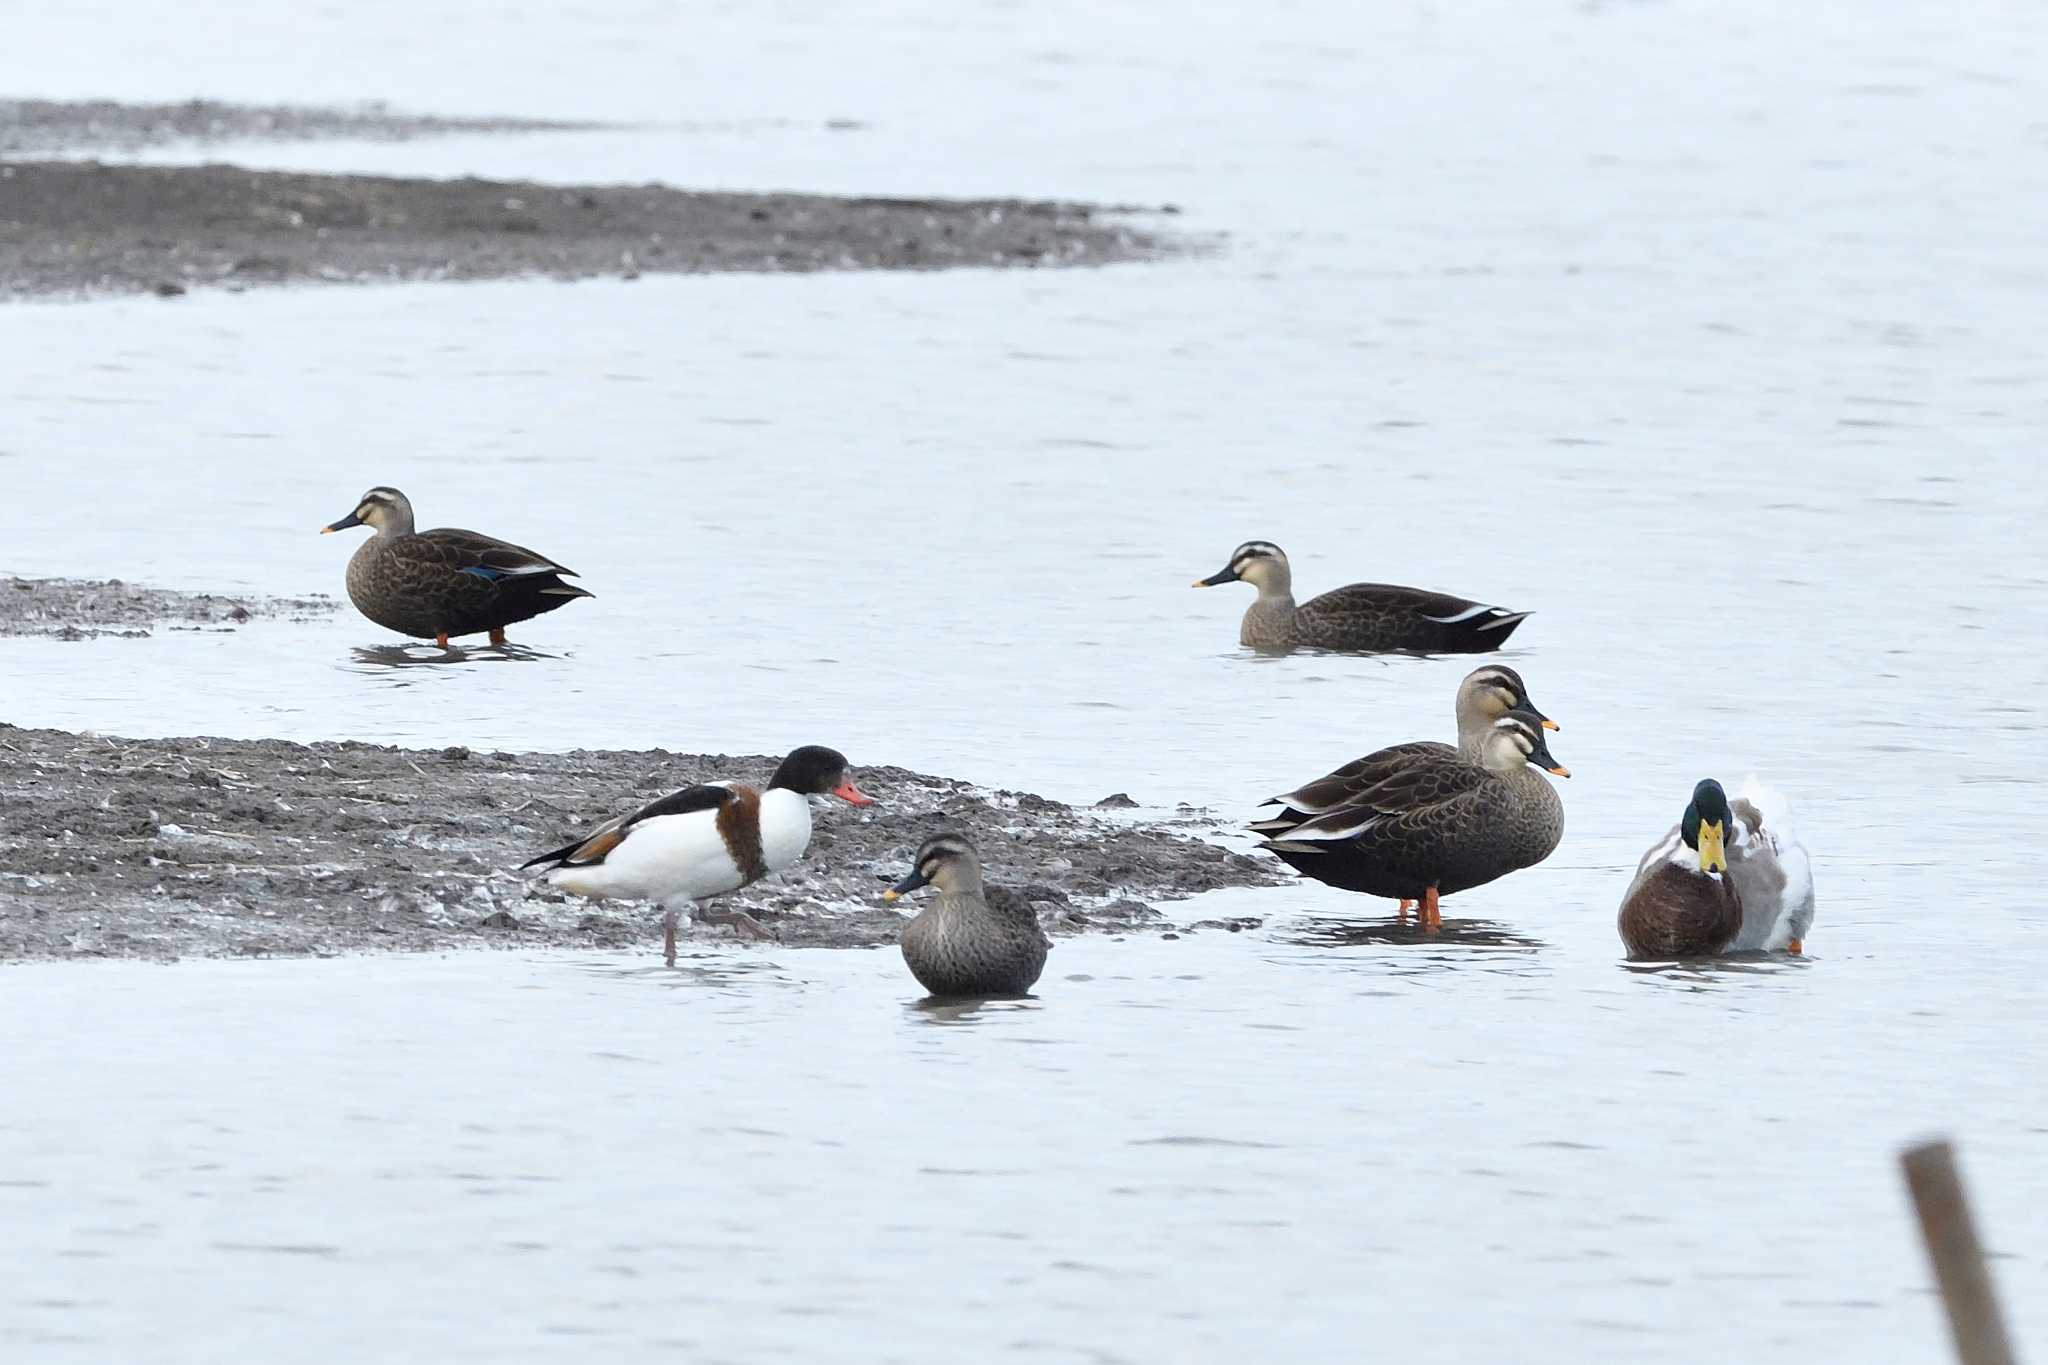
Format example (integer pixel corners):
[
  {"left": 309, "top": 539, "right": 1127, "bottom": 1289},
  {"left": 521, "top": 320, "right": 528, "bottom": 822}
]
[
  {"left": 881, "top": 868, "right": 930, "bottom": 902},
  {"left": 1192, "top": 565, "right": 1240, "bottom": 587},
  {"left": 1534, "top": 710, "right": 1560, "bottom": 732},
  {"left": 1696, "top": 820, "right": 1727, "bottom": 874},
  {"left": 832, "top": 777, "right": 877, "bottom": 807},
  {"left": 320, "top": 511, "right": 363, "bottom": 534},
  {"left": 1529, "top": 736, "right": 1570, "bottom": 778}
]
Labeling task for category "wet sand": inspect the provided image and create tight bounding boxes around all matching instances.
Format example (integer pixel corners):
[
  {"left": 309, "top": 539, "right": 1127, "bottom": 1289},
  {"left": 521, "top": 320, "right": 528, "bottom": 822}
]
[
  {"left": 0, "top": 724, "right": 1281, "bottom": 962},
  {"left": 1, "top": 101, "right": 1178, "bottom": 301},
  {"left": 0, "top": 97, "right": 595, "bottom": 156},
  {"left": 0, "top": 576, "right": 337, "bottom": 639}
]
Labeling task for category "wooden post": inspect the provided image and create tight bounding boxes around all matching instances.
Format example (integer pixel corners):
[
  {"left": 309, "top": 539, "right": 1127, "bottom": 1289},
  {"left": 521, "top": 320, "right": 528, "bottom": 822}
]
[{"left": 1900, "top": 1139, "right": 2018, "bottom": 1365}]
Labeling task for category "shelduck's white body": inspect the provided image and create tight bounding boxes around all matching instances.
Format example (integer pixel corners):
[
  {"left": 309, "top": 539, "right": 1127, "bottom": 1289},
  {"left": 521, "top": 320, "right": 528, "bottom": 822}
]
[
  {"left": 545, "top": 785, "right": 814, "bottom": 909},
  {"left": 522, "top": 744, "right": 875, "bottom": 962}
]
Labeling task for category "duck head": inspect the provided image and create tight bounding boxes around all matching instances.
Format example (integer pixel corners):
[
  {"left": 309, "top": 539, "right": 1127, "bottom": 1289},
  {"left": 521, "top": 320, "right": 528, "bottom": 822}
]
[
  {"left": 769, "top": 745, "right": 875, "bottom": 806},
  {"left": 1681, "top": 779, "right": 1732, "bottom": 874},
  {"left": 321, "top": 486, "right": 415, "bottom": 537},
  {"left": 883, "top": 831, "right": 984, "bottom": 901},
  {"left": 1193, "top": 541, "right": 1291, "bottom": 595},
  {"left": 1482, "top": 709, "right": 1570, "bottom": 778},
  {"left": 1456, "top": 664, "right": 1558, "bottom": 734}
]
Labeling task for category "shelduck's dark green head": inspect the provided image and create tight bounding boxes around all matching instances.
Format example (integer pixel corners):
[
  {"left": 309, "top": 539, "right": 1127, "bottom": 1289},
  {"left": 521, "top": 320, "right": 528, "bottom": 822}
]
[
  {"left": 1681, "top": 779, "right": 1733, "bottom": 874},
  {"left": 1194, "top": 540, "right": 1287, "bottom": 590},
  {"left": 322, "top": 486, "right": 411, "bottom": 535},
  {"left": 884, "top": 831, "right": 980, "bottom": 901}
]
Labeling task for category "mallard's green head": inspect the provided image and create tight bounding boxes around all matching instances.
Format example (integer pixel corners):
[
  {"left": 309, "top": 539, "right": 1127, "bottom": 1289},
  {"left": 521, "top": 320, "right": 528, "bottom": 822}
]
[{"left": 1681, "top": 778, "right": 1732, "bottom": 874}]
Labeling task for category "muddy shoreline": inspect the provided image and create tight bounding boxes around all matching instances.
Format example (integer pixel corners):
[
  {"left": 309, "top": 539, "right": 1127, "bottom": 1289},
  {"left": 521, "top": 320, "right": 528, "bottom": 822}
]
[
  {"left": 0, "top": 725, "right": 1282, "bottom": 962},
  {"left": 1, "top": 100, "right": 1179, "bottom": 301},
  {"left": 0, "top": 576, "right": 338, "bottom": 639}
]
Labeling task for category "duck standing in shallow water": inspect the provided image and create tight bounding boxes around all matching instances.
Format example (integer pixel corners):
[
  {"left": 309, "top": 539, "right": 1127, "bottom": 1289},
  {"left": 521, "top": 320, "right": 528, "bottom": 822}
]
[
  {"left": 886, "top": 833, "right": 1049, "bottom": 998},
  {"left": 1193, "top": 541, "right": 1529, "bottom": 653},
  {"left": 1620, "top": 778, "right": 1815, "bottom": 958},
  {"left": 1258, "top": 709, "right": 1568, "bottom": 927},
  {"left": 1251, "top": 664, "right": 1556, "bottom": 838},
  {"left": 321, "top": 486, "right": 592, "bottom": 647},
  {"left": 523, "top": 745, "right": 876, "bottom": 964}
]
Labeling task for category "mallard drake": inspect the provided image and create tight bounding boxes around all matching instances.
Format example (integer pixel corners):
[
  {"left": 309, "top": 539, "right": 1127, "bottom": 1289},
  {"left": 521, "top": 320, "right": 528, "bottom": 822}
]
[
  {"left": 1250, "top": 664, "right": 1557, "bottom": 839},
  {"left": 884, "top": 832, "right": 1050, "bottom": 998},
  {"left": 1622, "top": 778, "right": 1815, "bottom": 957},
  {"left": 1257, "top": 709, "right": 1568, "bottom": 927},
  {"left": 1618, "top": 779, "right": 1748, "bottom": 958},
  {"left": 522, "top": 745, "right": 875, "bottom": 964},
  {"left": 1193, "top": 541, "right": 1530, "bottom": 653},
  {"left": 321, "top": 486, "right": 592, "bottom": 647}
]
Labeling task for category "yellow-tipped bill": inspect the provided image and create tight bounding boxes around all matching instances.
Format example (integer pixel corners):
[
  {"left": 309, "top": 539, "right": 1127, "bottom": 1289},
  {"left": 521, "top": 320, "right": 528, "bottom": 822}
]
[
  {"left": 881, "top": 888, "right": 902, "bottom": 903},
  {"left": 1696, "top": 819, "right": 1727, "bottom": 874}
]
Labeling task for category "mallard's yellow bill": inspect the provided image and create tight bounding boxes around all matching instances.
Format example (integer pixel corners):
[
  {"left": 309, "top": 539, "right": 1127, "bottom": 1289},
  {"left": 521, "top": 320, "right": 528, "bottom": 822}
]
[{"left": 1697, "top": 819, "right": 1728, "bottom": 874}]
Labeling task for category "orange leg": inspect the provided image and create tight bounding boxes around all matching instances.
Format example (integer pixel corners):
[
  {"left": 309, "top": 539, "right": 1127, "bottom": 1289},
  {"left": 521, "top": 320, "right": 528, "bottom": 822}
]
[
  {"left": 1397, "top": 898, "right": 1416, "bottom": 921},
  {"left": 434, "top": 631, "right": 451, "bottom": 649},
  {"left": 489, "top": 627, "right": 508, "bottom": 646},
  {"left": 1421, "top": 885, "right": 1442, "bottom": 930},
  {"left": 1787, "top": 938, "right": 1804, "bottom": 955}
]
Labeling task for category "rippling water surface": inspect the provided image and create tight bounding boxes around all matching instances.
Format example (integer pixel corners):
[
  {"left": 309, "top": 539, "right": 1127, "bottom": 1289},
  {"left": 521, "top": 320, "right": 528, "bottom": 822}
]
[{"left": 4, "top": 1, "right": 2047, "bottom": 1360}]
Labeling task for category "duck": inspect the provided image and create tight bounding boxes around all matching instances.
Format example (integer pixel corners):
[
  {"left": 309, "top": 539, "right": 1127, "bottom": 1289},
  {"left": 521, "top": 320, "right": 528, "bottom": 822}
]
[
  {"left": 522, "top": 745, "right": 875, "bottom": 964},
  {"left": 1257, "top": 708, "right": 1568, "bottom": 927},
  {"left": 321, "top": 486, "right": 592, "bottom": 647},
  {"left": 1621, "top": 778, "right": 1815, "bottom": 957},
  {"left": 1193, "top": 541, "right": 1530, "bottom": 653},
  {"left": 1724, "top": 780, "right": 1816, "bottom": 953},
  {"left": 1250, "top": 664, "right": 1557, "bottom": 841},
  {"left": 1618, "top": 779, "right": 1746, "bottom": 958},
  {"left": 884, "top": 832, "right": 1050, "bottom": 998}
]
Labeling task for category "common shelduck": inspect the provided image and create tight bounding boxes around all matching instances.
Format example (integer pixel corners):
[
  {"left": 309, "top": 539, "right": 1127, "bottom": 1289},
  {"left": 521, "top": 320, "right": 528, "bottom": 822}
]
[{"left": 523, "top": 744, "right": 875, "bottom": 962}]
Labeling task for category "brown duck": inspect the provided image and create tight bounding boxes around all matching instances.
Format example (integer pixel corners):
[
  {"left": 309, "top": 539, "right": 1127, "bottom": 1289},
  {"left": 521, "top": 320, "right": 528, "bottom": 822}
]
[
  {"left": 321, "top": 486, "right": 592, "bottom": 647},
  {"left": 1194, "top": 541, "right": 1530, "bottom": 653},
  {"left": 1258, "top": 709, "right": 1568, "bottom": 927}
]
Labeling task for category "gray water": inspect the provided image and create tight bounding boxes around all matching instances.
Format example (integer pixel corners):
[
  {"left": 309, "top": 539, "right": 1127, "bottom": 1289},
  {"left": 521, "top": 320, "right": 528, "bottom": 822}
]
[{"left": 5, "top": 0, "right": 2048, "bottom": 1359}]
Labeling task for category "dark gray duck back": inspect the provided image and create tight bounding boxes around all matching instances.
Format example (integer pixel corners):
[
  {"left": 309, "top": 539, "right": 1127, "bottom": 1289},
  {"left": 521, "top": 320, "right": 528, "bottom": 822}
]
[
  {"left": 346, "top": 527, "right": 589, "bottom": 640},
  {"left": 1285, "top": 583, "right": 1529, "bottom": 653}
]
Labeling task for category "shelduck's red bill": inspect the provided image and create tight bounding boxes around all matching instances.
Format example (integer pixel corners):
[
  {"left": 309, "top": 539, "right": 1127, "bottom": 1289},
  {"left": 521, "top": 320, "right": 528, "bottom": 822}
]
[{"left": 833, "top": 777, "right": 877, "bottom": 806}]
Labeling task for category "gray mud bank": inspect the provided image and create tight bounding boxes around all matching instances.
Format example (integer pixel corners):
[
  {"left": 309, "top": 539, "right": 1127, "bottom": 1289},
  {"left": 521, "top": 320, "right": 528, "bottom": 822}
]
[
  {"left": 1, "top": 101, "right": 1178, "bottom": 301},
  {"left": 0, "top": 576, "right": 337, "bottom": 639},
  {"left": 0, "top": 726, "right": 1283, "bottom": 962}
]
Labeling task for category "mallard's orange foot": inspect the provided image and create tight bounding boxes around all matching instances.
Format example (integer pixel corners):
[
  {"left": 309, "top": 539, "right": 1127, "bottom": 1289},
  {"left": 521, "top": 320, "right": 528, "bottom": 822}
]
[
  {"left": 434, "top": 632, "right": 451, "bottom": 648},
  {"left": 1787, "top": 938, "right": 1804, "bottom": 955},
  {"left": 489, "top": 628, "right": 508, "bottom": 646}
]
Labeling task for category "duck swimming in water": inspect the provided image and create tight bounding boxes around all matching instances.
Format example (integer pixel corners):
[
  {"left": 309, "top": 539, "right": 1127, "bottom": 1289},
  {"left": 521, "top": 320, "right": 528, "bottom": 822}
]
[
  {"left": 1619, "top": 778, "right": 1815, "bottom": 958},
  {"left": 885, "top": 832, "right": 1049, "bottom": 998},
  {"left": 1193, "top": 541, "right": 1530, "bottom": 653}
]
